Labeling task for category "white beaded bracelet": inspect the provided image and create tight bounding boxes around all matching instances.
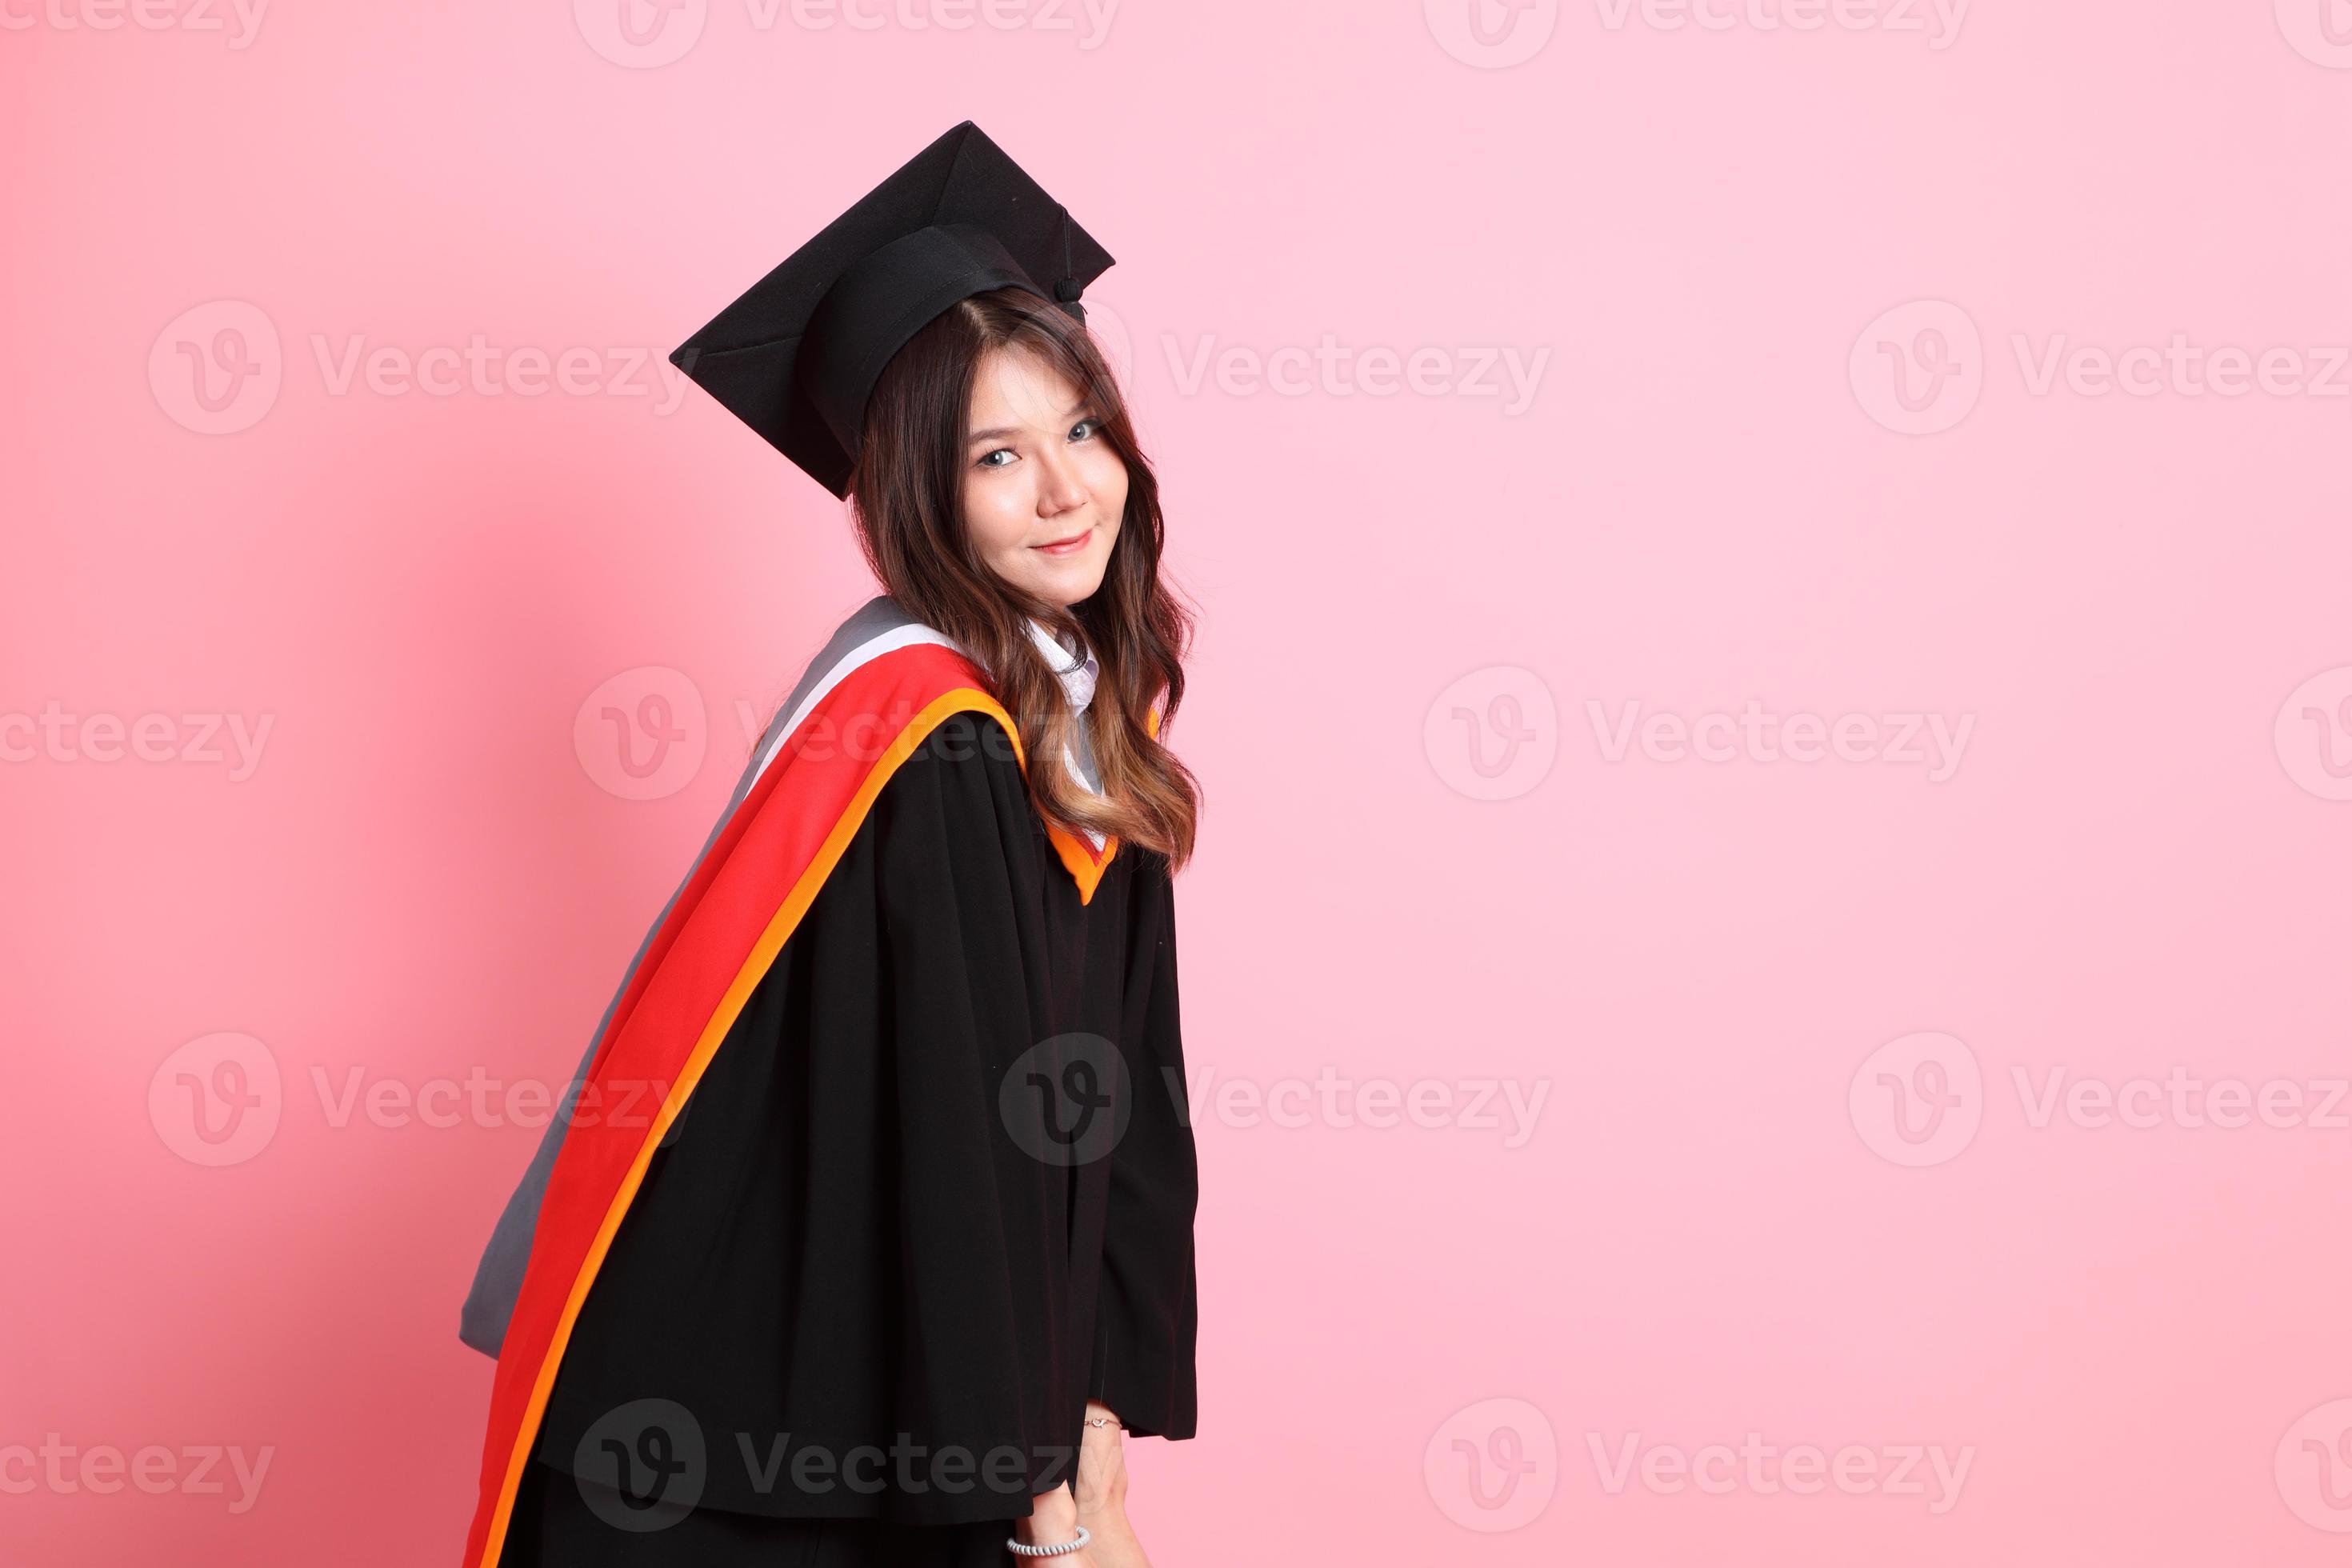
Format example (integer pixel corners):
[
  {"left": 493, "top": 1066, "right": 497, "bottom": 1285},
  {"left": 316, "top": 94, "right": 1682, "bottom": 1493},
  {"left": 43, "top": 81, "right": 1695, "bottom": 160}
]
[{"left": 1006, "top": 1522, "right": 1092, "bottom": 1558}]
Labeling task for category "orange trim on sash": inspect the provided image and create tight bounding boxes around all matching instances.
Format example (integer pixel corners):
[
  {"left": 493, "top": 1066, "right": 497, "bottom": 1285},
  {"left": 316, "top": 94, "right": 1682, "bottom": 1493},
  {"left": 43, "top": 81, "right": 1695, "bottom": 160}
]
[{"left": 1042, "top": 699, "right": 1160, "bottom": 905}]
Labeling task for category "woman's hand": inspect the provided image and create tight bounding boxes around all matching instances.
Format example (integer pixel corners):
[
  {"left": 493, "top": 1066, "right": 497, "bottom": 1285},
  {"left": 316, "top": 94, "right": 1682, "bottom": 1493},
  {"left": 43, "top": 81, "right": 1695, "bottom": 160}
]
[
  {"left": 1072, "top": 1402, "right": 1129, "bottom": 1517},
  {"left": 1071, "top": 1403, "right": 1151, "bottom": 1568},
  {"left": 1014, "top": 1483, "right": 1101, "bottom": 1566}
]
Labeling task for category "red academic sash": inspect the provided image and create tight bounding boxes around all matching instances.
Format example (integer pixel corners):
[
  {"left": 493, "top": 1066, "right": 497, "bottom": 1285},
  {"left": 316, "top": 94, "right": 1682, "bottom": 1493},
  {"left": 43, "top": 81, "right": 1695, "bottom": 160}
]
[{"left": 458, "top": 640, "right": 1118, "bottom": 1568}]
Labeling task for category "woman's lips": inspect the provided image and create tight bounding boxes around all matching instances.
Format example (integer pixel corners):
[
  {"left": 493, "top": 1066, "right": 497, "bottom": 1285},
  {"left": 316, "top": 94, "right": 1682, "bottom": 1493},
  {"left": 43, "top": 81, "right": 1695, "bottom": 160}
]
[{"left": 1031, "top": 526, "right": 1094, "bottom": 557}]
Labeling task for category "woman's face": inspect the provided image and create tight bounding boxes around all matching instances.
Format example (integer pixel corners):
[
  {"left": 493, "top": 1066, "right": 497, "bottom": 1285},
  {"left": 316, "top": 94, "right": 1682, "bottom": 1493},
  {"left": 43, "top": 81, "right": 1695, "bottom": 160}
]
[{"left": 959, "top": 343, "right": 1127, "bottom": 607}]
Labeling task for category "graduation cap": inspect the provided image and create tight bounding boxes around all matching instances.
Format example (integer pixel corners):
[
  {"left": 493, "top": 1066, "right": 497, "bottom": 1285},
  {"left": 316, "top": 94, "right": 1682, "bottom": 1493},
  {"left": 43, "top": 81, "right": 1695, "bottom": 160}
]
[{"left": 669, "top": 120, "right": 1115, "bottom": 499}]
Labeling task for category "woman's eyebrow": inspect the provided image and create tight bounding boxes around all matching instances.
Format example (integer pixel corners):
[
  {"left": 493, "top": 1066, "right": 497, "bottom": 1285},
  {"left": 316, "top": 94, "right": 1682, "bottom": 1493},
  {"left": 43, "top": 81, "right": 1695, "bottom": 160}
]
[{"left": 967, "top": 399, "right": 1088, "bottom": 445}]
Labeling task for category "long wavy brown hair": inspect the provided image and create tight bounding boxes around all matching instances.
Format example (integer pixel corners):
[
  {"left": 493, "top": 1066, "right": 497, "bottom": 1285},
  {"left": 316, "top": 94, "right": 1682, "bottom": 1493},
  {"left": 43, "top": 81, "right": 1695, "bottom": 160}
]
[{"left": 846, "top": 286, "right": 1200, "bottom": 870}]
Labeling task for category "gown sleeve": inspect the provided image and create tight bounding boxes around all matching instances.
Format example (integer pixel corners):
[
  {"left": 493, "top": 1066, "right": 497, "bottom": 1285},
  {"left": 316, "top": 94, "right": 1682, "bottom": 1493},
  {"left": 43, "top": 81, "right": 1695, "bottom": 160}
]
[
  {"left": 1088, "top": 850, "right": 1202, "bottom": 1440},
  {"left": 869, "top": 709, "right": 1098, "bottom": 1507}
]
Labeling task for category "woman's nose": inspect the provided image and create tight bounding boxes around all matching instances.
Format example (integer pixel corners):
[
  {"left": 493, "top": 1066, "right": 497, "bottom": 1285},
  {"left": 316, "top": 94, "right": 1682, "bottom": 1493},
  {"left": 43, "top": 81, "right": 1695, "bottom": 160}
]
[{"left": 1033, "top": 446, "right": 1089, "bottom": 514}]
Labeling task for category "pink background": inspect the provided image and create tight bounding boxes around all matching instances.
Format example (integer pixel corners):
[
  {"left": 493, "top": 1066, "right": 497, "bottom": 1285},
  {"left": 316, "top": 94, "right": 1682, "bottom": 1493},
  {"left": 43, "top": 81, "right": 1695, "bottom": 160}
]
[{"left": 6, "top": 1, "right": 2352, "bottom": 1562}]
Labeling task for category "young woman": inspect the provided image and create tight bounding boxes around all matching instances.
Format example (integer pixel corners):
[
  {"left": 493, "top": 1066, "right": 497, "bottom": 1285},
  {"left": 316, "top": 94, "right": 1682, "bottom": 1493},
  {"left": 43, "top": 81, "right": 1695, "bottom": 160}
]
[{"left": 456, "top": 125, "right": 1201, "bottom": 1567}]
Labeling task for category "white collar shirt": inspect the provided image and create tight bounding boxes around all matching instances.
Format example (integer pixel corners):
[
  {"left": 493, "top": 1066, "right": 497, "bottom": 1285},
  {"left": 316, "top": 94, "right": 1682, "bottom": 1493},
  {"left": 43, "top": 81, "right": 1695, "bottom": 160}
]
[{"left": 1026, "top": 618, "right": 1106, "bottom": 849}]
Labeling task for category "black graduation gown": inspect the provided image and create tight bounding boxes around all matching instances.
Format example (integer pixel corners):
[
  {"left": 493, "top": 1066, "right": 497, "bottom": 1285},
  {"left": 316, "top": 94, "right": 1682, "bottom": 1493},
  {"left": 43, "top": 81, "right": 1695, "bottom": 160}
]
[{"left": 504, "top": 711, "right": 1197, "bottom": 1564}]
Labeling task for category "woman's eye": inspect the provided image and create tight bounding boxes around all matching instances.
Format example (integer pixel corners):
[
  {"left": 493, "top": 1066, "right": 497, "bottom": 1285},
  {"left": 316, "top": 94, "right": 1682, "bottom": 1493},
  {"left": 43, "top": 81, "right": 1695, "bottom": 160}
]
[{"left": 975, "top": 418, "right": 1098, "bottom": 469}]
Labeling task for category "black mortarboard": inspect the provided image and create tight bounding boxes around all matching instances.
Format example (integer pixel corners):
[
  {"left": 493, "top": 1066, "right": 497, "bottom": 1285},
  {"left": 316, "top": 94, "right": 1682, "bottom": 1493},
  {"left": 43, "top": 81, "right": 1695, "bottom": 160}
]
[{"left": 669, "top": 120, "right": 1115, "bottom": 499}]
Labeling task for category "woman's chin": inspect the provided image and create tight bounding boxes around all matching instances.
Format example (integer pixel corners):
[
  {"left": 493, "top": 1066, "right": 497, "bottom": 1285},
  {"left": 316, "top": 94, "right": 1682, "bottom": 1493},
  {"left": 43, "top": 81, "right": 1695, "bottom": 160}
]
[{"left": 1018, "top": 553, "right": 1110, "bottom": 606}]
